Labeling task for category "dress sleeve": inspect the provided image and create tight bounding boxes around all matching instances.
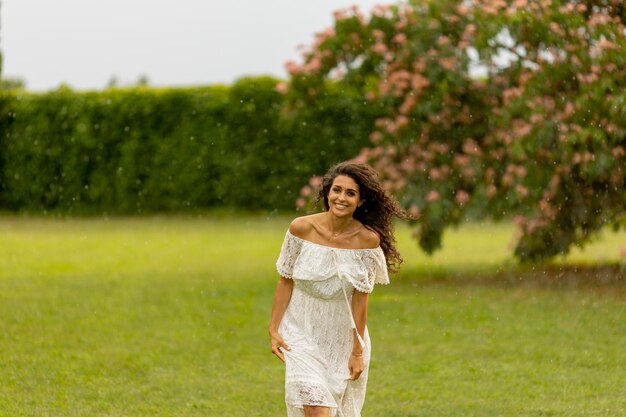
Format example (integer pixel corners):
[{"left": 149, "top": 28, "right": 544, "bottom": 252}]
[
  {"left": 276, "top": 231, "right": 303, "bottom": 279},
  {"left": 349, "top": 248, "right": 389, "bottom": 293}
]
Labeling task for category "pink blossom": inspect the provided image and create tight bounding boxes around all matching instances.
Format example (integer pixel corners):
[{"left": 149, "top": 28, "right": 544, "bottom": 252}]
[
  {"left": 305, "top": 58, "right": 322, "bottom": 73},
  {"left": 455, "top": 190, "right": 470, "bottom": 206},
  {"left": 408, "top": 204, "right": 420, "bottom": 218},
  {"left": 447, "top": 15, "right": 459, "bottom": 24},
  {"left": 589, "top": 13, "right": 613, "bottom": 27},
  {"left": 393, "top": 33, "right": 407, "bottom": 44},
  {"left": 563, "top": 102, "right": 575, "bottom": 118},
  {"left": 436, "top": 36, "right": 451, "bottom": 47},
  {"left": 501, "top": 173, "right": 514, "bottom": 187},
  {"left": 486, "top": 184, "right": 497, "bottom": 198},
  {"left": 456, "top": 4, "right": 470, "bottom": 15},
  {"left": 549, "top": 175, "right": 560, "bottom": 191},
  {"left": 462, "top": 139, "right": 482, "bottom": 156},
  {"left": 372, "top": 29, "right": 385, "bottom": 41},
  {"left": 503, "top": 87, "right": 522, "bottom": 105},
  {"left": 309, "top": 176, "right": 322, "bottom": 188},
  {"left": 375, "top": 118, "right": 389, "bottom": 128},
  {"left": 394, "top": 178, "right": 406, "bottom": 190},
  {"left": 515, "top": 184, "right": 529, "bottom": 199},
  {"left": 285, "top": 60, "right": 301, "bottom": 75},
  {"left": 461, "top": 24, "right": 476, "bottom": 41},
  {"left": 369, "top": 131, "right": 383, "bottom": 144},
  {"left": 399, "top": 95, "right": 416, "bottom": 115},
  {"left": 426, "top": 190, "right": 440, "bottom": 203},
  {"left": 438, "top": 56, "right": 457, "bottom": 71},
  {"left": 594, "top": 38, "right": 619, "bottom": 53},
  {"left": 412, "top": 57, "right": 427, "bottom": 73},
  {"left": 612, "top": 146, "right": 626, "bottom": 158},
  {"left": 371, "top": 43, "right": 388, "bottom": 55},
  {"left": 395, "top": 115, "right": 409, "bottom": 130},
  {"left": 454, "top": 154, "right": 471, "bottom": 167},
  {"left": 296, "top": 197, "right": 306, "bottom": 209},
  {"left": 372, "top": 4, "right": 392, "bottom": 17},
  {"left": 484, "top": 168, "right": 496, "bottom": 182},
  {"left": 527, "top": 219, "right": 547, "bottom": 233},
  {"left": 513, "top": 214, "right": 527, "bottom": 226},
  {"left": 549, "top": 22, "right": 564, "bottom": 37},
  {"left": 462, "top": 167, "right": 476, "bottom": 181},
  {"left": 275, "top": 82, "right": 288, "bottom": 94},
  {"left": 333, "top": 9, "right": 349, "bottom": 21},
  {"left": 411, "top": 74, "right": 430, "bottom": 91},
  {"left": 300, "top": 186, "right": 312, "bottom": 197},
  {"left": 429, "top": 167, "right": 443, "bottom": 180},
  {"left": 512, "top": 120, "right": 532, "bottom": 138}
]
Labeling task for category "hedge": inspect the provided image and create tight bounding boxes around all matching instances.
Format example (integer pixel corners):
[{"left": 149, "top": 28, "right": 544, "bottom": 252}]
[{"left": 0, "top": 77, "right": 378, "bottom": 213}]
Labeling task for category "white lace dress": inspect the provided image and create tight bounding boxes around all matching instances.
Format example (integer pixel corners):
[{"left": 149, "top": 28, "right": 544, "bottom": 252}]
[{"left": 276, "top": 230, "right": 389, "bottom": 417}]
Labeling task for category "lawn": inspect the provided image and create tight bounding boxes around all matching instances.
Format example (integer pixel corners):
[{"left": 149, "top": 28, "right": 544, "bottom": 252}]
[{"left": 0, "top": 214, "right": 624, "bottom": 417}]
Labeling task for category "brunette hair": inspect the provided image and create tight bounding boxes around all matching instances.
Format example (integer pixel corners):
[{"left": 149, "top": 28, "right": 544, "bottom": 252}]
[{"left": 316, "top": 161, "right": 410, "bottom": 273}]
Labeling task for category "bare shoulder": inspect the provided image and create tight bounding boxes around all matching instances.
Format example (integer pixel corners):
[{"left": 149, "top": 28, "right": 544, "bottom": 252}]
[
  {"left": 356, "top": 226, "right": 381, "bottom": 249},
  {"left": 288, "top": 214, "right": 320, "bottom": 238}
]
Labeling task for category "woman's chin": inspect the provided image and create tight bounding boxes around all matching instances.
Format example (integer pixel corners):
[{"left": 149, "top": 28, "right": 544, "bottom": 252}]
[{"left": 330, "top": 208, "right": 354, "bottom": 218}]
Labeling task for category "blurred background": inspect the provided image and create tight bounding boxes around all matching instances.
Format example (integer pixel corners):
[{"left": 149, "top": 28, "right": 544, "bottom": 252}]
[{"left": 0, "top": 0, "right": 625, "bottom": 416}]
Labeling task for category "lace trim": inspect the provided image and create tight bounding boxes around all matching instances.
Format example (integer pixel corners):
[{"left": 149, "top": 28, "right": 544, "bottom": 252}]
[
  {"left": 276, "top": 230, "right": 390, "bottom": 291},
  {"left": 286, "top": 382, "right": 337, "bottom": 408},
  {"left": 276, "top": 231, "right": 303, "bottom": 279}
]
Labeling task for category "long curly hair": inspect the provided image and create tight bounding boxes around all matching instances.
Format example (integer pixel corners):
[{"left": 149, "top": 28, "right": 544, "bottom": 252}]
[{"left": 316, "top": 162, "right": 411, "bottom": 273}]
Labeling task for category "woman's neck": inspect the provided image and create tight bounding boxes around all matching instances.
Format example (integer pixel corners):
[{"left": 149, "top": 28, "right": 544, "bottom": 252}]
[{"left": 325, "top": 211, "right": 356, "bottom": 235}]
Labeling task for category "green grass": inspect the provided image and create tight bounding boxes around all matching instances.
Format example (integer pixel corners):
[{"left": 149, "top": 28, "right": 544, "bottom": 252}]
[{"left": 0, "top": 214, "right": 624, "bottom": 416}]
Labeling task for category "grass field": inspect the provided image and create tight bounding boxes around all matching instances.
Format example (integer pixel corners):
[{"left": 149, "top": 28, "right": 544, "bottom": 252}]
[{"left": 0, "top": 214, "right": 624, "bottom": 417}]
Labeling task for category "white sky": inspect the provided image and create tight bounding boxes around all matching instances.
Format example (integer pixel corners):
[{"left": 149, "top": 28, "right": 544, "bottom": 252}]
[{"left": 2, "top": 0, "right": 387, "bottom": 91}]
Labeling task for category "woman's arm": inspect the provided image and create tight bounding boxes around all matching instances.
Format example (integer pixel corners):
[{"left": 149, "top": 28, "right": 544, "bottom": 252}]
[
  {"left": 269, "top": 276, "right": 294, "bottom": 362},
  {"left": 348, "top": 290, "right": 369, "bottom": 380}
]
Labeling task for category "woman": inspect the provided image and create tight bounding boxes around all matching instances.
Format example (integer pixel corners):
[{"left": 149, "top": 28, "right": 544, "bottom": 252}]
[{"left": 269, "top": 162, "right": 409, "bottom": 417}]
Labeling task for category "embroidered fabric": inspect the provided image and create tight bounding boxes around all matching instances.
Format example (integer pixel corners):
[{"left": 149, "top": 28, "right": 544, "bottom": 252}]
[{"left": 276, "top": 230, "right": 389, "bottom": 417}]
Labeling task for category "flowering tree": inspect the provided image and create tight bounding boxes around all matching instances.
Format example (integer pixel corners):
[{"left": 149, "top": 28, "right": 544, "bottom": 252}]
[{"left": 283, "top": 0, "right": 626, "bottom": 262}]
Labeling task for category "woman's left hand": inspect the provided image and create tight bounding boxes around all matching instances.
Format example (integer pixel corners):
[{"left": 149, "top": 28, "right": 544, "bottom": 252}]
[{"left": 348, "top": 353, "right": 364, "bottom": 380}]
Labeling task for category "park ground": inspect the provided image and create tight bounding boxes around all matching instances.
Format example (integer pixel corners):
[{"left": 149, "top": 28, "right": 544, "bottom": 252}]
[{"left": 0, "top": 214, "right": 624, "bottom": 417}]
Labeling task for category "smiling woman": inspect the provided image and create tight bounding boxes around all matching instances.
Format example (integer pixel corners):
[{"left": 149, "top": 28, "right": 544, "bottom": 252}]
[{"left": 268, "top": 161, "right": 413, "bottom": 417}]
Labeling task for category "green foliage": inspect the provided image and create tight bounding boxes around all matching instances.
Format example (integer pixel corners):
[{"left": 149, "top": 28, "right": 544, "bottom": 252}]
[
  {"left": 287, "top": 0, "right": 626, "bottom": 262},
  {"left": 0, "top": 77, "right": 373, "bottom": 213},
  {"left": 0, "top": 77, "right": 26, "bottom": 91}
]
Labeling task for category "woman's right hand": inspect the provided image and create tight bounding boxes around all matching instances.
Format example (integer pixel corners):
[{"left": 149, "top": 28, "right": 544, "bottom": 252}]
[{"left": 269, "top": 330, "right": 290, "bottom": 362}]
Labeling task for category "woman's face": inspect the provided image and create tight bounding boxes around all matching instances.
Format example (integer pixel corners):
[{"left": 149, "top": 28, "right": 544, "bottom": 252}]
[{"left": 327, "top": 175, "right": 361, "bottom": 218}]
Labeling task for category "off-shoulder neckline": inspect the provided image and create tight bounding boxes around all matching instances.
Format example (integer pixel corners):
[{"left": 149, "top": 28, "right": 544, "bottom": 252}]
[{"left": 286, "top": 230, "right": 382, "bottom": 252}]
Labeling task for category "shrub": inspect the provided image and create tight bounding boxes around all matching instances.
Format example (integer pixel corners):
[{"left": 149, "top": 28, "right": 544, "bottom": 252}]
[
  {"left": 288, "top": 0, "right": 626, "bottom": 262},
  {"left": 0, "top": 77, "right": 374, "bottom": 213}
]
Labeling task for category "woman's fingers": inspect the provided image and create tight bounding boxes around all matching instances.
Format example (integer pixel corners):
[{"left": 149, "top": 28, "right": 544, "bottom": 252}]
[
  {"left": 348, "top": 358, "right": 364, "bottom": 380},
  {"left": 350, "top": 366, "right": 363, "bottom": 380},
  {"left": 272, "top": 346, "right": 285, "bottom": 362},
  {"left": 270, "top": 332, "right": 290, "bottom": 362}
]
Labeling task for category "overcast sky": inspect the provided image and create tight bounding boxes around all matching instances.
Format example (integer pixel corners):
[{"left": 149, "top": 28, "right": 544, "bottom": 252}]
[{"left": 2, "top": 0, "right": 389, "bottom": 91}]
